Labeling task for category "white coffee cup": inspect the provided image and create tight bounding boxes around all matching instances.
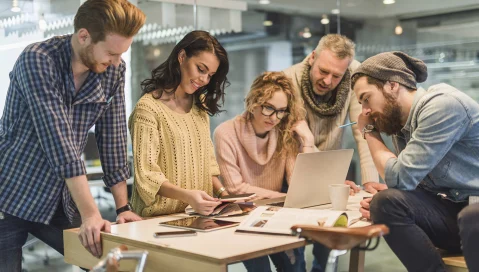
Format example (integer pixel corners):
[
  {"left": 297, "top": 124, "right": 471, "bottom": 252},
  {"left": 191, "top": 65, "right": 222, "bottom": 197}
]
[{"left": 329, "top": 184, "right": 350, "bottom": 211}]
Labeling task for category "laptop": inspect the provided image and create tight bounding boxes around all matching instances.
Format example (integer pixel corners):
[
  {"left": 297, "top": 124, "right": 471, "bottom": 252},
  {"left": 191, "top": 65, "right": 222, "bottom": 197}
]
[{"left": 265, "top": 149, "right": 354, "bottom": 208}]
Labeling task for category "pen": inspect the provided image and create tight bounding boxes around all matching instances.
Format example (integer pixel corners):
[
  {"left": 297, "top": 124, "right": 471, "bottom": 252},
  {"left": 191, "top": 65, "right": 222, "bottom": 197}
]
[{"left": 338, "top": 122, "right": 357, "bottom": 128}]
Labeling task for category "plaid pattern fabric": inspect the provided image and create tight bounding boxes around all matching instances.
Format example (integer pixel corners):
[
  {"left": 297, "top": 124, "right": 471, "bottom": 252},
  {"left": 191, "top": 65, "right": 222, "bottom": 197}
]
[{"left": 0, "top": 35, "right": 130, "bottom": 224}]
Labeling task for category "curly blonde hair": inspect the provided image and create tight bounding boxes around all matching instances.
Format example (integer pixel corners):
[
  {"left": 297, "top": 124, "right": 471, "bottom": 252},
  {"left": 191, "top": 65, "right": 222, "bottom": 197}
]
[{"left": 245, "top": 71, "right": 306, "bottom": 157}]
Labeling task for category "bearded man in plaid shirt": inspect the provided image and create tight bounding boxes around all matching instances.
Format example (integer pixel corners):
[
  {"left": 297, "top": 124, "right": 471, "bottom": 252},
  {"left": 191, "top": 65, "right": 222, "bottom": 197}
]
[{"left": 0, "top": 0, "right": 146, "bottom": 270}]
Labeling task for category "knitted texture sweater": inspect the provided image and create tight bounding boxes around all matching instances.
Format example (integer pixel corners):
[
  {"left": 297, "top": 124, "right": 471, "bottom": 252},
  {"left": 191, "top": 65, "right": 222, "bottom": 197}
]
[
  {"left": 129, "top": 93, "right": 220, "bottom": 217},
  {"left": 283, "top": 55, "right": 379, "bottom": 183},
  {"left": 214, "top": 113, "right": 296, "bottom": 198}
]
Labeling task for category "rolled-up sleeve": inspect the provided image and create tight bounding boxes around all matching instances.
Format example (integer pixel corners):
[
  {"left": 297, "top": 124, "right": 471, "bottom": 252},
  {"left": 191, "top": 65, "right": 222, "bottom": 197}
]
[
  {"left": 17, "top": 51, "right": 86, "bottom": 179},
  {"left": 95, "top": 63, "right": 130, "bottom": 187},
  {"left": 384, "top": 94, "right": 469, "bottom": 190}
]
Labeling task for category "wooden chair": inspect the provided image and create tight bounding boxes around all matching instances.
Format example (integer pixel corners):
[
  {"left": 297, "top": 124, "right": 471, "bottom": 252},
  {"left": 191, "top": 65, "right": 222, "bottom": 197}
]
[
  {"left": 437, "top": 249, "right": 468, "bottom": 272},
  {"left": 91, "top": 245, "right": 149, "bottom": 272},
  {"left": 291, "top": 224, "right": 389, "bottom": 272}
]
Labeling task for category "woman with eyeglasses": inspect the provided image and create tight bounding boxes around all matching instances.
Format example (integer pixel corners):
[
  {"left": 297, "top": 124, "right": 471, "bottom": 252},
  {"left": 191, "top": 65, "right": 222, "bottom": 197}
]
[
  {"left": 128, "top": 30, "right": 229, "bottom": 217},
  {"left": 213, "top": 71, "right": 316, "bottom": 272}
]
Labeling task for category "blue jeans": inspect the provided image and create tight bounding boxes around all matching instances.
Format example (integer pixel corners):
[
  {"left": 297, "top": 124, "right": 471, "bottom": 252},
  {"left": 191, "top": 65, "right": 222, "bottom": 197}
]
[
  {"left": 243, "top": 247, "right": 306, "bottom": 272},
  {"left": 370, "top": 187, "right": 474, "bottom": 272},
  {"left": 0, "top": 204, "right": 81, "bottom": 272}
]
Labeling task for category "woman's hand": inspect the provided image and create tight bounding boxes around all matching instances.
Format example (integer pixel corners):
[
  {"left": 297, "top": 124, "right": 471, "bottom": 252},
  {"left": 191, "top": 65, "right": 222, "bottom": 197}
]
[
  {"left": 186, "top": 190, "right": 221, "bottom": 215},
  {"left": 344, "top": 180, "right": 360, "bottom": 196},
  {"left": 292, "top": 120, "right": 315, "bottom": 149}
]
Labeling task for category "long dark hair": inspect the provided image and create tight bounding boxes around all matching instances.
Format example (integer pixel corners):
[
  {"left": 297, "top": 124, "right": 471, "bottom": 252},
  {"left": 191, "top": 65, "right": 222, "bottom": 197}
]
[{"left": 141, "top": 30, "right": 229, "bottom": 116}]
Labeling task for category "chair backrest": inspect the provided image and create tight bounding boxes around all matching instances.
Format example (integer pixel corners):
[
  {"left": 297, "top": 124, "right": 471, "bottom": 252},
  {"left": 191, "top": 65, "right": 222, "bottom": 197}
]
[{"left": 291, "top": 224, "right": 389, "bottom": 250}]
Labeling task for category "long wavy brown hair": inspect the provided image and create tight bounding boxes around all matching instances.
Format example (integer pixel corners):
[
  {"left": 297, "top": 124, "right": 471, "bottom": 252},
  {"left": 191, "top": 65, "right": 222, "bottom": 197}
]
[
  {"left": 140, "top": 30, "right": 229, "bottom": 116},
  {"left": 245, "top": 71, "right": 306, "bottom": 157}
]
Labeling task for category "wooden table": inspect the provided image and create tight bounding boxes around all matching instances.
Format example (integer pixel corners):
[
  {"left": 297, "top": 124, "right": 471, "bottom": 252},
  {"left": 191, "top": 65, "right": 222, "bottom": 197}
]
[{"left": 64, "top": 192, "right": 372, "bottom": 272}]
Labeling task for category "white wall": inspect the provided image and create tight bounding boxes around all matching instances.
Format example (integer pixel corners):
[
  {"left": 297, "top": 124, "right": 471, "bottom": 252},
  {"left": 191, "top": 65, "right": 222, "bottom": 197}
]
[{"left": 0, "top": 36, "right": 45, "bottom": 114}]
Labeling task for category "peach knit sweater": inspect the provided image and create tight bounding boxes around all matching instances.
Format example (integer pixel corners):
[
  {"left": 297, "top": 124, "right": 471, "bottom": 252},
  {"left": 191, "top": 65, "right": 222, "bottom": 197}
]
[
  {"left": 213, "top": 113, "right": 296, "bottom": 198},
  {"left": 129, "top": 94, "right": 220, "bottom": 217}
]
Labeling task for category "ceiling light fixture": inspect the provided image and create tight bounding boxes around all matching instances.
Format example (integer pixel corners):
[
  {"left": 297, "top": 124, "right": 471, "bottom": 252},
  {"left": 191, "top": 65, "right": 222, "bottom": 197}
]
[
  {"left": 259, "top": 0, "right": 270, "bottom": 4},
  {"left": 331, "top": 9, "right": 340, "bottom": 15},
  {"left": 383, "top": 0, "right": 395, "bottom": 4},
  {"left": 11, "top": 0, "right": 21, "bottom": 12},
  {"left": 38, "top": 14, "right": 47, "bottom": 31},
  {"left": 321, "top": 15, "right": 329, "bottom": 25},
  {"left": 394, "top": 24, "right": 403, "bottom": 35},
  {"left": 302, "top": 27, "right": 312, "bottom": 38},
  {"left": 263, "top": 20, "right": 273, "bottom": 26}
]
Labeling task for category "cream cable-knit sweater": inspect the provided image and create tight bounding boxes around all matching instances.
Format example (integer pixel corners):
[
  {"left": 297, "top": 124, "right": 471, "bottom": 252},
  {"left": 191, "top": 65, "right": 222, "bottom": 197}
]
[
  {"left": 128, "top": 93, "right": 220, "bottom": 217},
  {"left": 214, "top": 113, "right": 296, "bottom": 198},
  {"left": 283, "top": 56, "right": 379, "bottom": 183}
]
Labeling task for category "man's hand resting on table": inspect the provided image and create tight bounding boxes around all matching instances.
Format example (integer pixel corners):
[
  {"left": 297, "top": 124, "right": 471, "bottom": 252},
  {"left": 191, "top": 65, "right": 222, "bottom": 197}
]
[
  {"left": 116, "top": 210, "right": 142, "bottom": 224},
  {"left": 79, "top": 214, "right": 111, "bottom": 258},
  {"left": 360, "top": 198, "right": 373, "bottom": 220},
  {"left": 359, "top": 183, "right": 388, "bottom": 220}
]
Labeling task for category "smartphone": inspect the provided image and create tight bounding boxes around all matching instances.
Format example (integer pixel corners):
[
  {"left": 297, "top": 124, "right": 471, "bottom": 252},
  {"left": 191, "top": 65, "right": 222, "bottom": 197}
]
[
  {"left": 153, "top": 230, "right": 197, "bottom": 238},
  {"left": 219, "top": 193, "right": 256, "bottom": 202}
]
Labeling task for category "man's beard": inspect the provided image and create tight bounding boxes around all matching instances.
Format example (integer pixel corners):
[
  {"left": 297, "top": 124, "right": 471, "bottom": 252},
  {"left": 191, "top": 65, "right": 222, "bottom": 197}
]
[
  {"left": 79, "top": 44, "right": 107, "bottom": 74},
  {"left": 370, "top": 92, "right": 403, "bottom": 136}
]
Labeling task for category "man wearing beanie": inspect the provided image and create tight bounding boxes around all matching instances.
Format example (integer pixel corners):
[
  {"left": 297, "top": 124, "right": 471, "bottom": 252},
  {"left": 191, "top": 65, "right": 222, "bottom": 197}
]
[{"left": 351, "top": 51, "right": 479, "bottom": 272}]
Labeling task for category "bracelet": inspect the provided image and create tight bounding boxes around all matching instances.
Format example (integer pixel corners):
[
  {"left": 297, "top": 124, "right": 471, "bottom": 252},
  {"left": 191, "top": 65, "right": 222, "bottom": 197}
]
[
  {"left": 303, "top": 145, "right": 315, "bottom": 148},
  {"left": 215, "top": 187, "right": 226, "bottom": 198}
]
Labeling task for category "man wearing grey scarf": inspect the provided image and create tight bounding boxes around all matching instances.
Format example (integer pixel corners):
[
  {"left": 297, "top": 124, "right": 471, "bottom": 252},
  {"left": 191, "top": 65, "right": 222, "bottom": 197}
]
[
  {"left": 283, "top": 34, "right": 380, "bottom": 191},
  {"left": 352, "top": 51, "right": 479, "bottom": 272},
  {"left": 283, "top": 34, "right": 382, "bottom": 272}
]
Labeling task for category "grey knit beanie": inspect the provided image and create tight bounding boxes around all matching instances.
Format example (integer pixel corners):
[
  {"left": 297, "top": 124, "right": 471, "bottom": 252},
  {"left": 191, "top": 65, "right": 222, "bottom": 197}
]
[{"left": 352, "top": 51, "right": 428, "bottom": 89}]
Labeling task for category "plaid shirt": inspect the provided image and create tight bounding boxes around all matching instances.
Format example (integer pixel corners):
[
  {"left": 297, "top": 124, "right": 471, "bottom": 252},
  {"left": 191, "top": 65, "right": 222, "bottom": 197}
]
[{"left": 0, "top": 35, "right": 130, "bottom": 224}]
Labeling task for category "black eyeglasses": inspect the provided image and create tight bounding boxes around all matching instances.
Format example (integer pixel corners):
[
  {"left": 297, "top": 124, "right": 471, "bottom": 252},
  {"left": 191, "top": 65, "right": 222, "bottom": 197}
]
[{"left": 261, "top": 105, "right": 289, "bottom": 120}]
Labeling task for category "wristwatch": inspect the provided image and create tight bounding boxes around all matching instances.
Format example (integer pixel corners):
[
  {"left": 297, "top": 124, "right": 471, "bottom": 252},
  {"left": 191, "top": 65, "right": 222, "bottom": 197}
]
[
  {"left": 116, "top": 203, "right": 132, "bottom": 216},
  {"left": 362, "top": 124, "right": 375, "bottom": 139}
]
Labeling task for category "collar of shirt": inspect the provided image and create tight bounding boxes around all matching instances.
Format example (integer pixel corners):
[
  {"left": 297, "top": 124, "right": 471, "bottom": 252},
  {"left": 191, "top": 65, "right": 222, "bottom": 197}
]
[
  {"left": 59, "top": 35, "right": 110, "bottom": 106},
  {"left": 400, "top": 87, "right": 427, "bottom": 135}
]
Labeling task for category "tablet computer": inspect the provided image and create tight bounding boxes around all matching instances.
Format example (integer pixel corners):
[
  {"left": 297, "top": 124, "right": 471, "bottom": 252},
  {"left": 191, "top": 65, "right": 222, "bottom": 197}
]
[
  {"left": 219, "top": 193, "right": 256, "bottom": 202},
  {"left": 159, "top": 216, "right": 239, "bottom": 232}
]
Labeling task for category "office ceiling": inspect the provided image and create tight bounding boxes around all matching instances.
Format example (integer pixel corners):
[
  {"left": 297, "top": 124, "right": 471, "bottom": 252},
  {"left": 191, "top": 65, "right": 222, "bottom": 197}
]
[
  {"left": 1, "top": 0, "right": 479, "bottom": 20},
  {"left": 243, "top": 0, "right": 479, "bottom": 19}
]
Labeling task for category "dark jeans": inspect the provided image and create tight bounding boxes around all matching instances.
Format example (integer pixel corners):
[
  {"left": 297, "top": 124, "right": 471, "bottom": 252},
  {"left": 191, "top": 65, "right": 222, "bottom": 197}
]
[
  {"left": 370, "top": 187, "right": 479, "bottom": 272},
  {"left": 311, "top": 243, "right": 330, "bottom": 272},
  {"left": 0, "top": 204, "right": 81, "bottom": 272},
  {"left": 243, "top": 247, "right": 306, "bottom": 272},
  {"left": 457, "top": 203, "right": 479, "bottom": 271}
]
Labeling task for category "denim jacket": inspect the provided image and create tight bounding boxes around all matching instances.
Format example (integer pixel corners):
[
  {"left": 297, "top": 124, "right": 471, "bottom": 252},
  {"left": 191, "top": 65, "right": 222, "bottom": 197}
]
[{"left": 385, "top": 83, "right": 479, "bottom": 202}]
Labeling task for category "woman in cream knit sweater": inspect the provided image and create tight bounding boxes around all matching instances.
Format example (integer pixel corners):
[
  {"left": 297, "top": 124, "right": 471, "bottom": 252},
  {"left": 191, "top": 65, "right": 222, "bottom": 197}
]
[
  {"left": 214, "top": 71, "right": 316, "bottom": 272},
  {"left": 129, "top": 31, "right": 229, "bottom": 217}
]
